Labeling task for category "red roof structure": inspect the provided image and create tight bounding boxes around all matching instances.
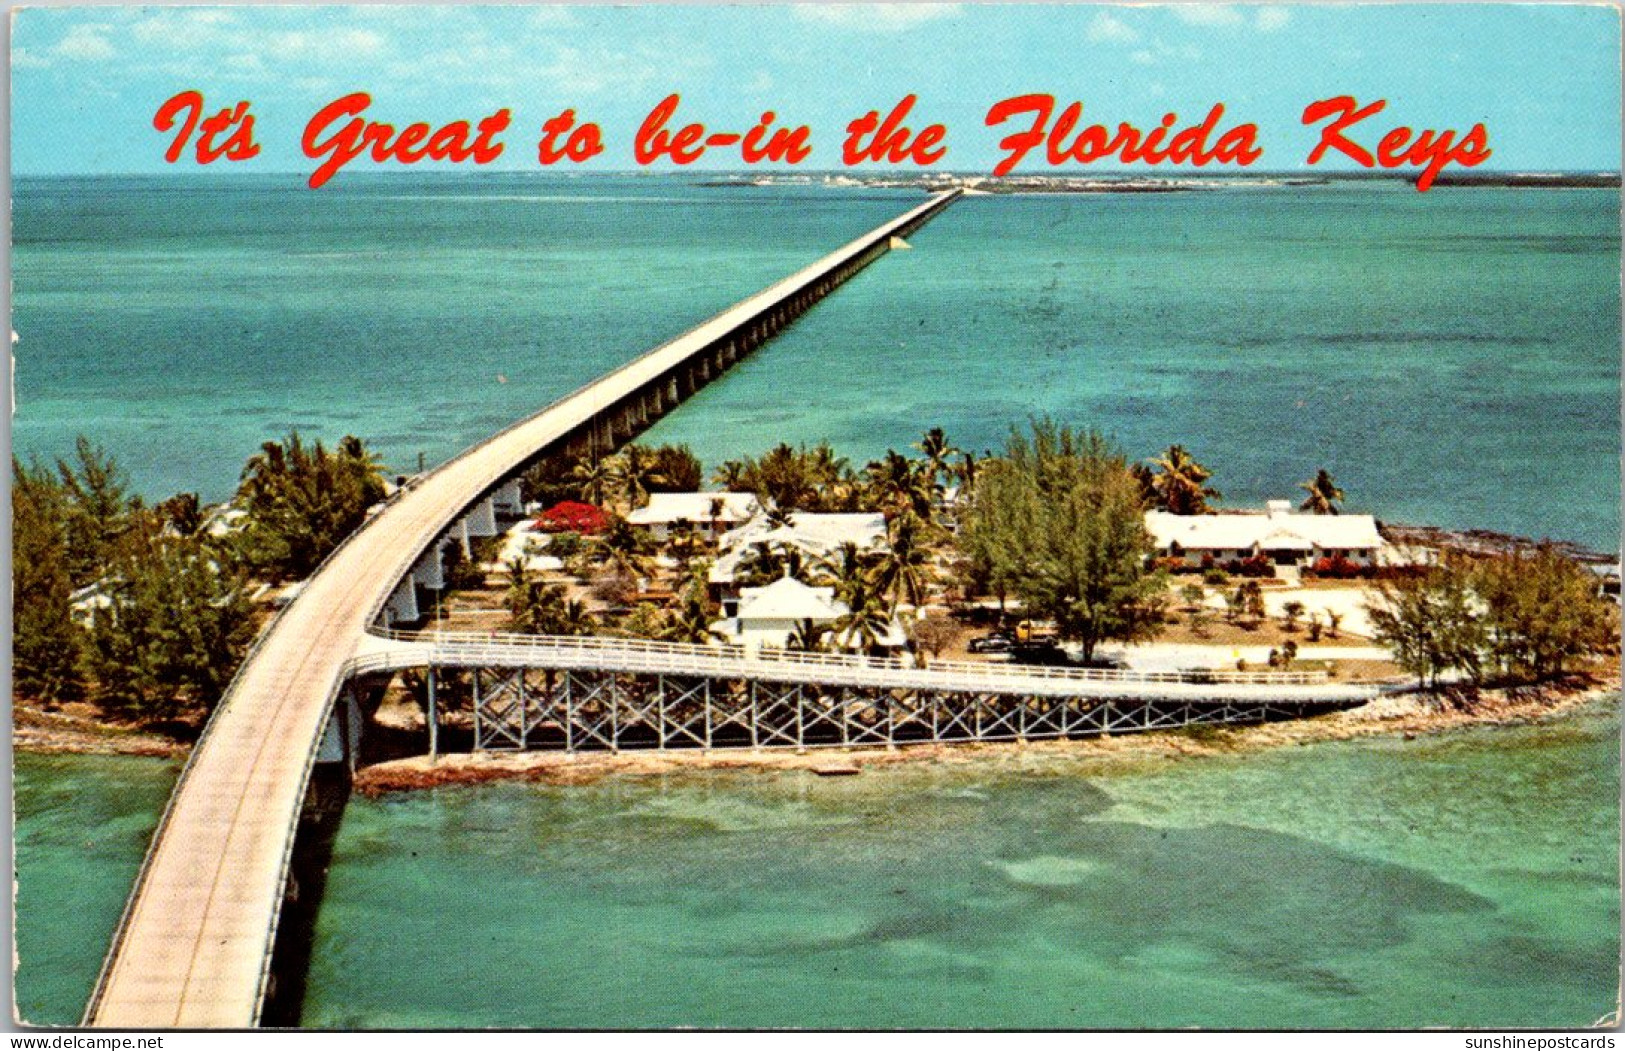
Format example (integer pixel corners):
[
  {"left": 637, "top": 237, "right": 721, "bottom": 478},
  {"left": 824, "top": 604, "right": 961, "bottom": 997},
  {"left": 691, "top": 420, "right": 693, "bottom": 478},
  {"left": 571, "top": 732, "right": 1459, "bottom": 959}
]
[{"left": 535, "top": 500, "right": 610, "bottom": 534}]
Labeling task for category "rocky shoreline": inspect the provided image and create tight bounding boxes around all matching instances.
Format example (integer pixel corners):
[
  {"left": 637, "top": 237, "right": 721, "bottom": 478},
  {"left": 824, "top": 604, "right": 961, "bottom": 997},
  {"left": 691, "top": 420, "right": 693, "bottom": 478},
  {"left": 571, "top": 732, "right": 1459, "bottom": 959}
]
[
  {"left": 16, "top": 671, "right": 1616, "bottom": 786},
  {"left": 13, "top": 704, "right": 191, "bottom": 759}
]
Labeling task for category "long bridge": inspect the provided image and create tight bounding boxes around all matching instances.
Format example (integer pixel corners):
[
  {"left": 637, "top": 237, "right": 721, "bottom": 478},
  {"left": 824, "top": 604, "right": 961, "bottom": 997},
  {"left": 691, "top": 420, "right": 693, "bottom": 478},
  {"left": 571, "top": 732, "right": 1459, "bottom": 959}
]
[
  {"left": 86, "top": 189, "right": 960, "bottom": 1028},
  {"left": 85, "top": 188, "right": 1387, "bottom": 1028}
]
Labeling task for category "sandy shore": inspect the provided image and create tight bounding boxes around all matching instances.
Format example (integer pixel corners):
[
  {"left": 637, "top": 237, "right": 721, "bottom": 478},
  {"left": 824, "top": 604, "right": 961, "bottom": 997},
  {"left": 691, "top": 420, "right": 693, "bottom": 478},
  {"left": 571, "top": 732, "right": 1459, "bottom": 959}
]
[
  {"left": 13, "top": 703, "right": 191, "bottom": 759},
  {"left": 351, "top": 672, "right": 1619, "bottom": 796}
]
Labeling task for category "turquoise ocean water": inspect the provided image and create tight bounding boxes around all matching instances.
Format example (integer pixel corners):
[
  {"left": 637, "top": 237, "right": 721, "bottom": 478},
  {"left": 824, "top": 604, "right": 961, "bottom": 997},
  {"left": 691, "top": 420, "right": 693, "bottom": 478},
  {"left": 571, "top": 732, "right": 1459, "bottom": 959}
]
[
  {"left": 15, "top": 699, "right": 1620, "bottom": 1028},
  {"left": 9, "top": 175, "right": 1621, "bottom": 1027},
  {"left": 11, "top": 175, "right": 1621, "bottom": 550}
]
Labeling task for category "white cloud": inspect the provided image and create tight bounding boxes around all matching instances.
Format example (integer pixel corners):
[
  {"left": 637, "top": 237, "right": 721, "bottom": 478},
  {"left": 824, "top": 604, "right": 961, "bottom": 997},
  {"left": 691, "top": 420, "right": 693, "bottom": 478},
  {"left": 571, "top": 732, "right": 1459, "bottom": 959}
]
[
  {"left": 1129, "top": 39, "right": 1203, "bottom": 65},
  {"left": 266, "top": 28, "right": 386, "bottom": 63},
  {"left": 222, "top": 53, "right": 268, "bottom": 77},
  {"left": 52, "top": 24, "right": 115, "bottom": 61},
  {"left": 536, "top": 42, "right": 713, "bottom": 94},
  {"left": 1171, "top": 5, "right": 1245, "bottom": 28},
  {"left": 1255, "top": 7, "right": 1291, "bottom": 32},
  {"left": 1087, "top": 12, "right": 1140, "bottom": 44},
  {"left": 794, "top": 4, "right": 962, "bottom": 31},
  {"left": 12, "top": 47, "right": 50, "bottom": 69},
  {"left": 131, "top": 10, "right": 237, "bottom": 49}
]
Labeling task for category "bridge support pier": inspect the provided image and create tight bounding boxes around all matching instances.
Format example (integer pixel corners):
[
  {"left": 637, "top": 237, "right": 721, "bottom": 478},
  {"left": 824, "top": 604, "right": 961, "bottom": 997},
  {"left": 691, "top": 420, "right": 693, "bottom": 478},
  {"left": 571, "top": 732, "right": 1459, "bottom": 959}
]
[
  {"left": 427, "top": 666, "right": 439, "bottom": 762},
  {"left": 437, "top": 664, "right": 1341, "bottom": 757}
]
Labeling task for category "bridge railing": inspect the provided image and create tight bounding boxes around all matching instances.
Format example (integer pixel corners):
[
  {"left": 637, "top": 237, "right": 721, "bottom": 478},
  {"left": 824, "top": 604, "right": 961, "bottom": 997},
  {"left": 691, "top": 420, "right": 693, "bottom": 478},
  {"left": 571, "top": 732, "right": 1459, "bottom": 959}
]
[{"left": 369, "top": 628, "right": 1331, "bottom": 686}]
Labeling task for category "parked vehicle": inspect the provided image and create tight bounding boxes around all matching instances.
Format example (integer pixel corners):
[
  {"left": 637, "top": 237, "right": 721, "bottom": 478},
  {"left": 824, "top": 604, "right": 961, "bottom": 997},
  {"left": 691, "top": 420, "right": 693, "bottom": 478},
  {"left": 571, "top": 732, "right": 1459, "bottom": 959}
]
[
  {"left": 1009, "top": 642, "right": 1071, "bottom": 667},
  {"left": 1078, "top": 655, "right": 1129, "bottom": 671},
  {"left": 968, "top": 633, "right": 1014, "bottom": 654}
]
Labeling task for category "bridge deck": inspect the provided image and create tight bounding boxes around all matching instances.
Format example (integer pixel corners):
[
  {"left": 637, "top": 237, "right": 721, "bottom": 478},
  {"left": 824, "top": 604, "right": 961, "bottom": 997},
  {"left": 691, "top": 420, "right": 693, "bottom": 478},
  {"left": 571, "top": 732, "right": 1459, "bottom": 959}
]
[
  {"left": 87, "top": 191, "right": 960, "bottom": 1028},
  {"left": 352, "top": 630, "right": 1387, "bottom": 703}
]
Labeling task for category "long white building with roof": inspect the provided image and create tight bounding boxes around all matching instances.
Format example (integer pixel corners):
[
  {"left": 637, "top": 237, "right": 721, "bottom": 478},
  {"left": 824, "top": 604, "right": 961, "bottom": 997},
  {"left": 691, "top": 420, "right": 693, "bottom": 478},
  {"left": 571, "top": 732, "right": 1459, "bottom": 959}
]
[
  {"left": 1146, "top": 500, "right": 1382, "bottom": 573},
  {"left": 626, "top": 491, "right": 762, "bottom": 541}
]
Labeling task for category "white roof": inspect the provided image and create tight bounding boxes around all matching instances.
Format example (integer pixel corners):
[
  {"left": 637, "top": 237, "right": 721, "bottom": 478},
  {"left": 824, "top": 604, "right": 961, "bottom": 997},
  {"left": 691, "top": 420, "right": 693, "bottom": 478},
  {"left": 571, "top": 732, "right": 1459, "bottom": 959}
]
[
  {"left": 627, "top": 491, "right": 760, "bottom": 526},
  {"left": 1145, "top": 505, "right": 1381, "bottom": 552},
  {"left": 714, "top": 575, "right": 912, "bottom": 649},
  {"left": 735, "top": 575, "right": 846, "bottom": 622},
  {"left": 711, "top": 512, "right": 889, "bottom": 584},
  {"left": 720, "top": 512, "right": 886, "bottom": 554}
]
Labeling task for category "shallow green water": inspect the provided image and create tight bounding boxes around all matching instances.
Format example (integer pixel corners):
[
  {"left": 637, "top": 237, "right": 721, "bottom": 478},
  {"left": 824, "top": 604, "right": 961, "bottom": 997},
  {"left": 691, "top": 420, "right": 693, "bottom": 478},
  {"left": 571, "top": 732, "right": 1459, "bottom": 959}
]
[
  {"left": 13, "top": 704, "right": 1618, "bottom": 1028},
  {"left": 12, "top": 753, "right": 179, "bottom": 1026},
  {"left": 296, "top": 701, "right": 1619, "bottom": 1029}
]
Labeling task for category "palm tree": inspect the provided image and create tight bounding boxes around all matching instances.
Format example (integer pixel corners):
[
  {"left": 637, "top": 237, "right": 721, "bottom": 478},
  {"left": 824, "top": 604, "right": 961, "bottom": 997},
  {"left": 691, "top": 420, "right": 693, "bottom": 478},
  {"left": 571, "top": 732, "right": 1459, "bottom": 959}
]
[
  {"left": 1149, "top": 445, "right": 1221, "bottom": 515},
  {"left": 503, "top": 555, "right": 531, "bottom": 614},
  {"left": 806, "top": 442, "right": 853, "bottom": 510},
  {"left": 951, "top": 451, "right": 979, "bottom": 492},
  {"left": 787, "top": 618, "right": 829, "bottom": 652},
  {"left": 1128, "top": 462, "right": 1158, "bottom": 507},
  {"left": 336, "top": 434, "right": 388, "bottom": 489},
  {"left": 1298, "top": 469, "right": 1345, "bottom": 515},
  {"left": 712, "top": 459, "right": 750, "bottom": 492},
  {"left": 664, "top": 591, "right": 721, "bottom": 644},
  {"left": 820, "top": 541, "right": 878, "bottom": 604},
  {"left": 591, "top": 518, "right": 654, "bottom": 582},
  {"left": 677, "top": 559, "right": 713, "bottom": 604},
  {"left": 833, "top": 580, "right": 894, "bottom": 654},
  {"left": 735, "top": 541, "right": 819, "bottom": 587},
  {"left": 913, "top": 427, "right": 959, "bottom": 487},
  {"left": 870, "top": 512, "right": 933, "bottom": 613},
  {"left": 865, "top": 450, "right": 937, "bottom": 519},
  {"left": 570, "top": 457, "right": 613, "bottom": 506},
  {"left": 606, "top": 445, "right": 668, "bottom": 510},
  {"left": 555, "top": 599, "right": 592, "bottom": 636}
]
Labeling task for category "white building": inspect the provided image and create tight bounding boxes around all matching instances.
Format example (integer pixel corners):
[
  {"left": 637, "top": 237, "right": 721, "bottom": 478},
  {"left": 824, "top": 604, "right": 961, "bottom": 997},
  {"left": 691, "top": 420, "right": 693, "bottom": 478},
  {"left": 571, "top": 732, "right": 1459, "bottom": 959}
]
[
  {"left": 1145, "top": 500, "right": 1382, "bottom": 573},
  {"left": 710, "top": 511, "right": 888, "bottom": 587},
  {"left": 709, "top": 575, "right": 909, "bottom": 653},
  {"left": 626, "top": 491, "right": 762, "bottom": 541}
]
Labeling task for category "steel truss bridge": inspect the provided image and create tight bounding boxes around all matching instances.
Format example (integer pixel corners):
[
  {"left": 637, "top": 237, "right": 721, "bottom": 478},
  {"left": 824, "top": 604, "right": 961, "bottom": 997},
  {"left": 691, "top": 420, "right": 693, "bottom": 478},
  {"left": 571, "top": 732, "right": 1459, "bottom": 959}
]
[{"left": 348, "top": 630, "right": 1386, "bottom": 753}]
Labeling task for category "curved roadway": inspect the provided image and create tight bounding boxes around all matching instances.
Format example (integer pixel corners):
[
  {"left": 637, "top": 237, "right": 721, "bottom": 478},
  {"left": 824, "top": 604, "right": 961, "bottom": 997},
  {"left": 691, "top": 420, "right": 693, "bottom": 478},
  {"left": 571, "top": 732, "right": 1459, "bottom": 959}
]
[{"left": 87, "top": 191, "right": 960, "bottom": 1028}]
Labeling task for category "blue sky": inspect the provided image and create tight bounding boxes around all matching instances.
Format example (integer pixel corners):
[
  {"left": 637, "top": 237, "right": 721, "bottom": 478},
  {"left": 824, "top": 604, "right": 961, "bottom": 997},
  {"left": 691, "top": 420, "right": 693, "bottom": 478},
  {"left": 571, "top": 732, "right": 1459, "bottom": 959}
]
[{"left": 11, "top": 3, "right": 1621, "bottom": 176}]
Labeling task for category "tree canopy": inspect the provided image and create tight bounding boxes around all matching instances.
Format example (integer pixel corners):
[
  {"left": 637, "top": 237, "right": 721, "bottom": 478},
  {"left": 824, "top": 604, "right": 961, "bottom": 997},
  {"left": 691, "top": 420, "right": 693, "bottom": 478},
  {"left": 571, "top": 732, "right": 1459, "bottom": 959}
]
[
  {"left": 1369, "top": 546, "right": 1616, "bottom": 689},
  {"left": 959, "top": 421, "right": 1165, "bottom": 661},
  {"left": 236, "top": 432, "right": 388, "bottom": 580}
]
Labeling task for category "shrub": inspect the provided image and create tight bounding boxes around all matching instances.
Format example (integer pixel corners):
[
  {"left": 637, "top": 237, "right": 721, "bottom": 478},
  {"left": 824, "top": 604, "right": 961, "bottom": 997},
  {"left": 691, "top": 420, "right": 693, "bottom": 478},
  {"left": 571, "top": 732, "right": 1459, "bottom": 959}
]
[
  {"left": 1239, "top": 554, "right": 1274, "bottom": 578},
  {"left": 536, "top": 501, "right": 609, "bottom": 534},
  {"left": 547, "top": 530, "right": 584, "bottom": 559},
  {"left": 1310, "top": 555, "right": 1362, "bottom": 579},
  {"left": 1202, "top": 566, "right": 1230, "bottom": 586}
]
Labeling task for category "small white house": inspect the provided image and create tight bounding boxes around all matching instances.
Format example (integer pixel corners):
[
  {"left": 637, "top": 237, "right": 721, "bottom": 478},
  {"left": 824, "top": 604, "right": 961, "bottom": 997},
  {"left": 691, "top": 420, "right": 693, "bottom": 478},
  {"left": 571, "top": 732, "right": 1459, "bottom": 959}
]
[
  {"left": 626, "top": 491, "right": 762, "bottom": 542},
  {"left": 1145, "top": 500, "right": 1382, "bottom": 573},
  {"left": 202, "top": 506, "right": 249, "bottom": 538},
  {"left": 709, "top": 575, "right": 909, "bottom": 653},
  {"left": 69, "top": 582, "right": 113, "bottom": 626}
]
